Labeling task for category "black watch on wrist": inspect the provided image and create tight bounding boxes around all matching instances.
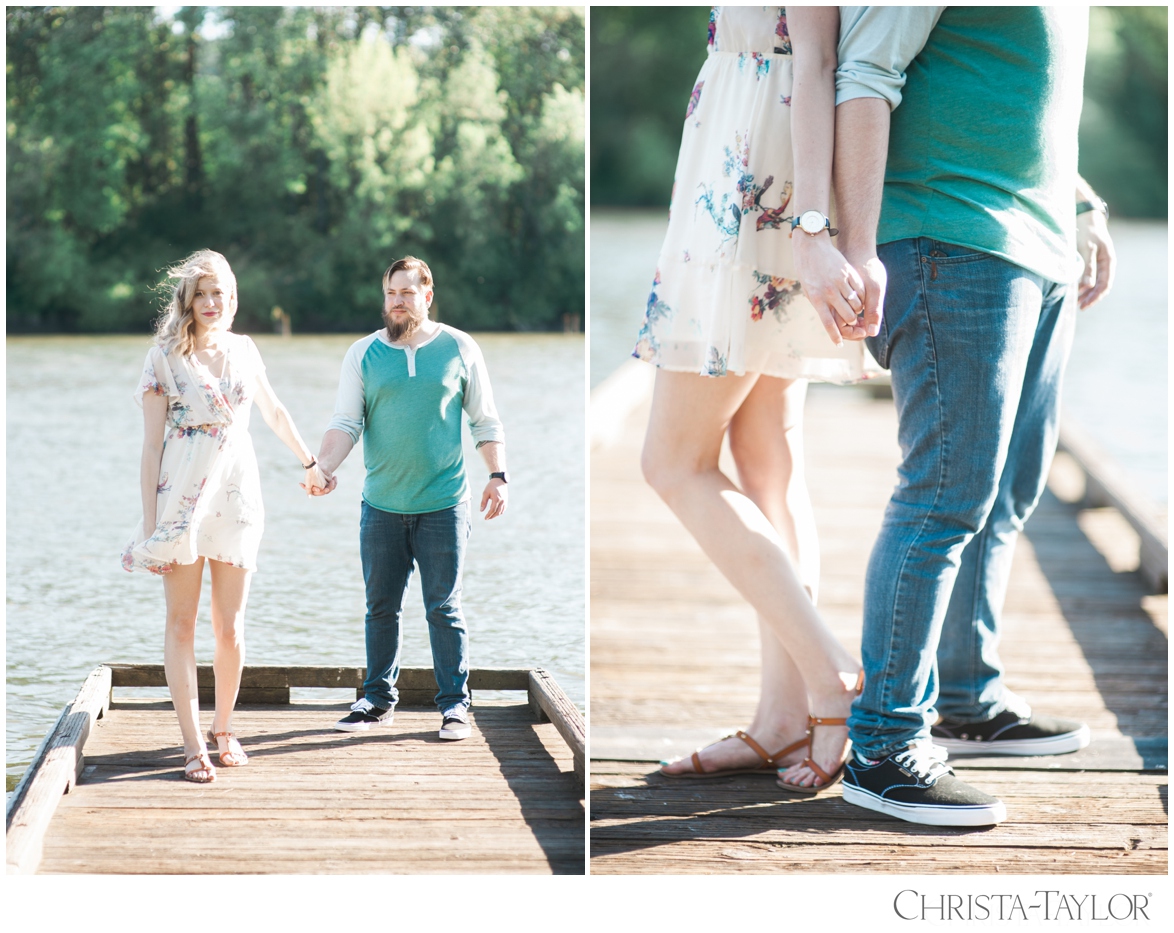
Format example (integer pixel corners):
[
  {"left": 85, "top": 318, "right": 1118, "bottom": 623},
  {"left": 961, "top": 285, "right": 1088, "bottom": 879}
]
[
  {"left": 1076, "top": 196, "right": 1109, "bottom": 220},
  {"left": 490, "top": 471, "right": 509, "bottom": 484}
]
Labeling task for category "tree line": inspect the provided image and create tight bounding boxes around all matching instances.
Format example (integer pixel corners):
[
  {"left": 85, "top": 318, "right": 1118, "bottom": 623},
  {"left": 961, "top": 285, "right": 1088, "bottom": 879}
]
[
  {"left": 7, "top": 6, "right": 585, "bottom": 333},
  {"left": 591, "top": 6, "right": 1167, "bottom": 218}
]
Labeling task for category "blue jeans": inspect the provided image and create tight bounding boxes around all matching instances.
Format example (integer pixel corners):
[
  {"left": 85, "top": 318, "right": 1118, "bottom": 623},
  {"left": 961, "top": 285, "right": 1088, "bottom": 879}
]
[
  {"left": 359, "top": 500, "right": 471, "bottom": 713},
  {"left": 851, "top": 238, "right": 1076, "bottom": 759}
]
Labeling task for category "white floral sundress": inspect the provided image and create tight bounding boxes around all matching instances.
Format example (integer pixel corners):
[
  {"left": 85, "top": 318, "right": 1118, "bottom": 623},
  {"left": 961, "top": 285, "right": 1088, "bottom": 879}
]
[
  {"left": 122, "top": 333, "right": 266, "bottom": 574},
  {"left": 633, "top": 6, "right": 876, "bottom": 383}
]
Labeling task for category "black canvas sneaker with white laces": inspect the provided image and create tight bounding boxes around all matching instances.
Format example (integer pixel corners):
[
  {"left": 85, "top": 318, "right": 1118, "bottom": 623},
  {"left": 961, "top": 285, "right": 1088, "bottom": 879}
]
[
  {"left": 439, "top": 707, "right": 471, "bottom": 740},
  {"left": 842, "top": 744, "right": 1007, "bottom": 827},
  {"left": 931, "top": 710, "right": 1090, "bottom": 756},
  {"left": 334, "top": 698, "right": 394, "bottom": 733}
]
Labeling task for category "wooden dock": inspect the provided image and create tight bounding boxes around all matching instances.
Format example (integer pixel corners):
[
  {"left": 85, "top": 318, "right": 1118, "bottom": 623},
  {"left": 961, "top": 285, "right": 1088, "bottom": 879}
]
[
  {"left": 590, "top": 362, "right": 1167, "bottom": 874},
  {"left": 7, "top": 665, "right": 584, "bottom": 874}
]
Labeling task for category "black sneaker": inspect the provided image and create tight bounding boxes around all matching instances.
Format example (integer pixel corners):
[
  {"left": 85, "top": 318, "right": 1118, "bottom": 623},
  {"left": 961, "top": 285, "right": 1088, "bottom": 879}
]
[
  {"left": 439, "top": 706, "right": 471, "bottom": 741},
  {"left": 335, "top": 698, "right": 394, "bottom": 733},
  {"left": 931, "top": 710, "right": 1090, "bottom": 756},
  {"left": 842, "top": 744, "right": 1007, "bottom": 826}
]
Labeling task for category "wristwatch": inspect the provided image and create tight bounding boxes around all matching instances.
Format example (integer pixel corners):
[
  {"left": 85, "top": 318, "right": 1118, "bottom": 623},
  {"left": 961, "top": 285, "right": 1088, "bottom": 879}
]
[
  {"left": 490, "top": 471, "right": 509, "bottom": 484},
  {"left": 1076, "top": 196, "right": 1109, "bottom": 220},
  {"left": 791, "top": 210, "right": 839, "bottom": 238}
]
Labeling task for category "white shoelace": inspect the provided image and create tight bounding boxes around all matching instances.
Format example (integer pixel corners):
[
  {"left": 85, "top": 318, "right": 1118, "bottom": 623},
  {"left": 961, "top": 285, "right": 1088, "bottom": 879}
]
[
  {"left": 351, "top": 697, "right": 375, "bottom": 712},
  {"left": 893, "top": 744, "right": 952, "bottom": 784}
]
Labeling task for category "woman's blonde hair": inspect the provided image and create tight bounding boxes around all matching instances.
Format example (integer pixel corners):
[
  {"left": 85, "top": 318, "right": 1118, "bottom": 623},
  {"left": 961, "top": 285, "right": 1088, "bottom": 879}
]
[{"left": 154, "top": 250, "right": 237, "bottom": 356}]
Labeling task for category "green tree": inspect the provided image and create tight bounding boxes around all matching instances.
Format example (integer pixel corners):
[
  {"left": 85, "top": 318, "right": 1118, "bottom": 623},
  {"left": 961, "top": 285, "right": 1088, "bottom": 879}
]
[
  {"left": 590, "top": 6, "right": 709, "bottom": 206},
  {"left": 6, "top": 5, "right": 585, "bottom": 333},
  {"left": 1078, "top": 6, "right": 1167, "bottom": 218}
]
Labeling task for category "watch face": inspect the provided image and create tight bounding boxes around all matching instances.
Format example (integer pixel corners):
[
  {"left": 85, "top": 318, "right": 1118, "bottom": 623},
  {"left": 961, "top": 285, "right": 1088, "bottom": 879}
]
[{"left": 799, "top": 210, "right": 825, "bottom": 234}]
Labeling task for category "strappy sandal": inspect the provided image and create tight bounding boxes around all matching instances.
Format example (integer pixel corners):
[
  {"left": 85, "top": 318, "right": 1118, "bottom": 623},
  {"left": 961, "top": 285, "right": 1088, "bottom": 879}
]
[
  {"left": 184, "top": 750, "right": 217, "bottom": 783},
  {"left": 660, "top": 730, "right": 808, "bottom": 779},
  {"left": 207, "top": 729, "right": 249, "bottom": 767},
  {"left": 777, "top": 671, "right": 864, "bottom": 796}
]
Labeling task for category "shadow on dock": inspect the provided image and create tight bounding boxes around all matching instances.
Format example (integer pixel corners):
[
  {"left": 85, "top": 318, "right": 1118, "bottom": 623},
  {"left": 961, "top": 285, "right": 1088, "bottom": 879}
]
[
  {"left": 478, "top": 707, "right": 586, "bottom": 874},
  {"left": 1024, "top": 488, "right": 1168, "bottom": 772}
]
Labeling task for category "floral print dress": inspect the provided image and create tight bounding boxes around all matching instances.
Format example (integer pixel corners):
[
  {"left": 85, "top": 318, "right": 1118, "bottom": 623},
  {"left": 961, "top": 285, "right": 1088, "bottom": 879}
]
[
  {"left": 122, "top": 333, "right": 266, "bottom": 574},
  {"left": 633, "top": 6, "right": 876, "bottom": 382}
]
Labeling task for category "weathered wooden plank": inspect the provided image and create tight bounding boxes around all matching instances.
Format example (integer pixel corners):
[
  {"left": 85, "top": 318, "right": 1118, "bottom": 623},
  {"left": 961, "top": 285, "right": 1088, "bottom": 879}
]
[
  {"left": 109, "top": 663, "right": 532, "bottom": 692},
  {"left": 529, "top": 668, "right": 586, "bottom": 782},
  {"left": 6, "top": 665, "right": 111, "bottom": 875},
  {"left": 588, "top": 843, "right": 1166, "bottom": 875},
  {"left": 1058, "top": 418, "right": 1167, "bottom": 592}
]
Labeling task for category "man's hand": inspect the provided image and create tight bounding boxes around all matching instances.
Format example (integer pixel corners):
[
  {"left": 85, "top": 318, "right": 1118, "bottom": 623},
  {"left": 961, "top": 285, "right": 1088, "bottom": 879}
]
[
  {"left": 842, "top": 249, "right": 887, "bottom": 338},
  {"left": 480, "top": 478, "right": 507, "bottom": 520},
  {"left": 302, "top": 468, "right": 337, "bottom": 496},
  {"left": 793, "top": 235, "right": 868, "bottom": 345},
  {"left": 1076, "top": 210, "right": 1115, "bottom": 309}
]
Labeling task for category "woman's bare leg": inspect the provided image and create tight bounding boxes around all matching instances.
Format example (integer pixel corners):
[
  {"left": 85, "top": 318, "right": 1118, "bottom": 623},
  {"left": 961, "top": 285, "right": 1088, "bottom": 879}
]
[
  {"left": 209, "top": 559, "right": 251, "bottom": 763},
  {"left": 645, "top": 371, "right": 858, "bottom": 780},
  {"left": 732, "top": 377, "right": 815, "bottom": 764},
  {"left": 731, "top": 377, "right": 860, "bottom": 787},
  {"left": 162, "top": 558, "right": 209, "bottom": 775}
]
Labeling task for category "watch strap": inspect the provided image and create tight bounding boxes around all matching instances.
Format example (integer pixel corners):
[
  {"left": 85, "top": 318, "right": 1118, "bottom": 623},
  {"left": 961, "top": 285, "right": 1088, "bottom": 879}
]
[
  {"left": 490, "top": 471, "right": 508, "bottom": 483},
  {"left": 1076, "top": 197, "right": 1109, "bottom": 220}
]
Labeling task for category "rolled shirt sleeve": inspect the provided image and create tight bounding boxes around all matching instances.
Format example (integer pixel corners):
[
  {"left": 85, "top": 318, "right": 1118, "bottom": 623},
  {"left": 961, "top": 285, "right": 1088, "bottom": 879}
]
[
  {"left": 324, "top": 334, "right": 373, "bottom": 444},
  {"left": 459, "top": 339, "right": 505, "bottom": 446},
  {"left": 836, "top": 6, "right": 945, "bottom": 110}
]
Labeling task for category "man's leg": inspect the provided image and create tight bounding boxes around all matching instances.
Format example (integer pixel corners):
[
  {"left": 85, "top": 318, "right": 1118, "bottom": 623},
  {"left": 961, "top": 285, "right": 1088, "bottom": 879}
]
[
  {"left": 841, "top": 239, "right": 1050, "bottom": 826},
  {"left": 850, "top": 238, "right": 1047, "bottom": 758},
  {"left": 413, "top": 501, "right": 472, "bottom": 718},
  {"left": 933, "top": 280, "right": 1089, "bottom": 753},
  {"left": 360, "top": 501, "right": 413, "bottom": 710}
]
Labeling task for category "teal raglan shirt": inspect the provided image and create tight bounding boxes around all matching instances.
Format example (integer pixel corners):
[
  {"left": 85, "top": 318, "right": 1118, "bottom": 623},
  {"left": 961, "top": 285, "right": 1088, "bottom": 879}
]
[
  {"left": 327, "top": 324, "right": 505, "bottom": 514},
  {"left": 837, "top": 6, "right": 1089, "bottom": 285}
]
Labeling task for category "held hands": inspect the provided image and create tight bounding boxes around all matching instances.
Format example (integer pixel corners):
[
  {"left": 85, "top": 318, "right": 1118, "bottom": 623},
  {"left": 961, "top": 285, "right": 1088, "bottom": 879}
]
[
  {"left": 300, "top": 464, "right": 336, "bottom": 497},
  {"left": 792, "top": 235, "right": 882, "bottom": 345},
  {"left": 1076, "top": 210, "right": 1115, "bottom": 309},
  {"left": 480, "top": 478, "right": 507, "bottom": 520}
]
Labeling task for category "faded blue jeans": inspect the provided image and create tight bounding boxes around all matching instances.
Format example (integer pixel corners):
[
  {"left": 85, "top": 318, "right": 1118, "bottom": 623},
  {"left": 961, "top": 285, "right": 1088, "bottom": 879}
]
[
  {"left": 360, "top": 500, "right": 472, "bottom": 713},
  {"left": 850, "top": 238, "right": 1076, "bottom": 759}
]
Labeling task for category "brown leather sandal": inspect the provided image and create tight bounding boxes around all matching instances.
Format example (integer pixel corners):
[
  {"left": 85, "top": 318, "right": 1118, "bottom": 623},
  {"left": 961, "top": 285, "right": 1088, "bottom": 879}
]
[
  {"left": 776, "top": 714, "right": 851, "bottom": 795},
  {"left": 184, "top": 750, "right": 217, "bottom": 783},
  {"left": 660, "top": 730, "right": 808, "bottom": 779},
  {"left": 207, "top": 729, "right": 248, "bottom": 767},
  {"left": 776, "top": 671, "right": 864, "bottom": 796}
]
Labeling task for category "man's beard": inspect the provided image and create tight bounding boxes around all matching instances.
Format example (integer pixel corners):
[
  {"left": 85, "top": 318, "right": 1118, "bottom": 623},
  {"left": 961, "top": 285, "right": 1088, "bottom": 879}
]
[{"left": 384, "top": 306, "right": 426, "bottom": 343}]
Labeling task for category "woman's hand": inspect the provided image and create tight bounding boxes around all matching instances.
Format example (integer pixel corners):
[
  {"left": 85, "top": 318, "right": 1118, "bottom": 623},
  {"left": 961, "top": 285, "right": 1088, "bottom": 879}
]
[
  {"left": 143, "top": 521, "right": 156, "bottom": 540},
  {"left": 792, "top": 234, "right": 868, "bottom": 345},
  {"left": 301, "top": 464, "right": 329, "bottom": 496}
]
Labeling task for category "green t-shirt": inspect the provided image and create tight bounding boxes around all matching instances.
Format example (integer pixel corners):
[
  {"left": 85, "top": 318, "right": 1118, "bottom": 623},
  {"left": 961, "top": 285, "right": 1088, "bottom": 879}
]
[
  {"left": 327, "top": 325, "right": 505, "bottom": 514},
  {"left": 838, "top": 6, "right": 1089, "bottom": 284}
]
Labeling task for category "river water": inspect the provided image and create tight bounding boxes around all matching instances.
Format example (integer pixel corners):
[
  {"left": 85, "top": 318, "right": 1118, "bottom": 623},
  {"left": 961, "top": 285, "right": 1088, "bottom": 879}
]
[
  {"left": 6, "top": 333, "right": 584, "bottom": 789},
  {"left": 592, "top": 211, "right": 1168, "bottom": 505}
]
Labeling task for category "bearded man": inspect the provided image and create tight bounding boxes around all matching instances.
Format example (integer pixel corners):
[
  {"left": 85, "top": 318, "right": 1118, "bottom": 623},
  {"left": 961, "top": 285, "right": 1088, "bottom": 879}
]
[{"left": 311, "top": 256, "right": 508, "bottom": 740}]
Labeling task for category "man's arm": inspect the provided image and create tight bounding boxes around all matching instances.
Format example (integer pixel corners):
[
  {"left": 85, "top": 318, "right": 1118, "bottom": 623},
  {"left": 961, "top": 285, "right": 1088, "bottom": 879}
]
[
  {"left": 307, "top": 337, "right": 369, "bottom": 496},
  {"left": 833, "top": 97, "right": 891, "bottom": 330},
  {"left": 831, "top": 6, "right": 942, "bottom": 329},
  {"left": 1074, "top": 174, "right": 1116, "bottom": 309},
  {"left": 476, "top": 440, "right": 507, "bottom": 520}
]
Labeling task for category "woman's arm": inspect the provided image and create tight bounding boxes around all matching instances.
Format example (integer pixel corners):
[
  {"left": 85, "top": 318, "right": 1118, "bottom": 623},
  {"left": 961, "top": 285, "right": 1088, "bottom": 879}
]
[
  {"left": 787, "top": 7, "right": 869, "bottom": 344},
  {"left": 252, "top": 369, "right": 326, "bottom": 491},
  {"left": 140, "top": 393, "right": 168, "bottom": 537}
]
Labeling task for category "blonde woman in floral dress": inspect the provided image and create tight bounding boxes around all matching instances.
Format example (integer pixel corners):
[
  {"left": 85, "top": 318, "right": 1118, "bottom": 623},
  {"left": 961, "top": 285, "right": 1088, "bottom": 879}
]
[
  {"left": 123, "top": 250, "right": 325, "bottom": 783},
  {"left": 636, "top": 8, "right": 880, "bottom": 792}
]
